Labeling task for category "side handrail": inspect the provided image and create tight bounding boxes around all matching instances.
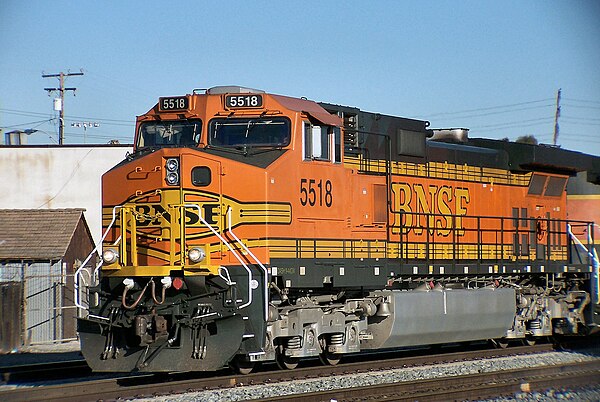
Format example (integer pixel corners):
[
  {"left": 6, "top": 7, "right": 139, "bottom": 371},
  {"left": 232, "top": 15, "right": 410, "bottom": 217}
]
[
  {"left": 590, "top": 224, "right": 599, "bottom": 306},
  {"left": 226, "top": 206, "right": 269, "bottom": 320},
  {"left": 567, "top": 223, "right": 599, "bottom": 305},
  {"left": 567, "top": 223, "right": 597, "bottom": 263},
  {"left": 592, "top": 247, "right": 599, "bottom": 306},
  {"left": 74, "top": 206, "right": 122, "bottom": 311},
  {"left": 183, "top": 204, "right": 253, "bottom": 309}
]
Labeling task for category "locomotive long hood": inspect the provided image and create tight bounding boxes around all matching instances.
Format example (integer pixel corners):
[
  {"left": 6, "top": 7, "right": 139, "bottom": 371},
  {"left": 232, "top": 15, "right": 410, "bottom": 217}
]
[{"left": 470, "top": 138, "right": 600, "bottom": 180}]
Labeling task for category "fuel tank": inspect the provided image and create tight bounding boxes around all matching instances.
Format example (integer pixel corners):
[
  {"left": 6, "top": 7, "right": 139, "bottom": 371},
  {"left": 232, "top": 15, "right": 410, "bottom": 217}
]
[{"left": 363, "top": 287, "right": 516, "bottom": 349}]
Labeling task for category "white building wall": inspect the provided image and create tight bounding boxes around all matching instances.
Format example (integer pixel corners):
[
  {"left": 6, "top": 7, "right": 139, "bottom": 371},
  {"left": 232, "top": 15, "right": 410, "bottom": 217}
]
[{"left": 0, "top": 145, "right": 133, "bottom": 243}]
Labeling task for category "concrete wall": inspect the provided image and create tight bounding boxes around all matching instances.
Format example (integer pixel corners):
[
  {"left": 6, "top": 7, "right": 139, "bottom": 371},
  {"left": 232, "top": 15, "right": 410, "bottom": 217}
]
[{"left": 0, "top": 145, "right": 132, "bottom": 244}]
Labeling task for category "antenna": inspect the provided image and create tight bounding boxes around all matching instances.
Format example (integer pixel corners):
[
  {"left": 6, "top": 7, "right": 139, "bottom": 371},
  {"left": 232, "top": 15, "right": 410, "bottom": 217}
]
[{"left": 553, "top": 88, "right": 561, "bottom": 146}]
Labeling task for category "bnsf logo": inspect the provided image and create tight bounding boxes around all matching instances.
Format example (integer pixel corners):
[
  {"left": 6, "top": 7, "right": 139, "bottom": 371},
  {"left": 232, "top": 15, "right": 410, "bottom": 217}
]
[
  {"left": 134, "top": 203, "right": 220, "bottom": 227},
  {"left": 391, "top": 183, "right": 470, "bottom": 236}
]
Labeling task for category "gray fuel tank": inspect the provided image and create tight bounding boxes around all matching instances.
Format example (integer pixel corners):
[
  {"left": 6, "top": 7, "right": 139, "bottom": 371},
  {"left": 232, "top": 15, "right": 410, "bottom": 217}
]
[{"left": 362, "top": 287, "right": 516, "bottom": 349}]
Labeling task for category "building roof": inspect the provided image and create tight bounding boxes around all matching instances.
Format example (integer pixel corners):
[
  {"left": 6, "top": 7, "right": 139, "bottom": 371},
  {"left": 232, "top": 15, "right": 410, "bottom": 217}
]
[{"left": 0, "top": 209, "right": 89, "bottom": 261}]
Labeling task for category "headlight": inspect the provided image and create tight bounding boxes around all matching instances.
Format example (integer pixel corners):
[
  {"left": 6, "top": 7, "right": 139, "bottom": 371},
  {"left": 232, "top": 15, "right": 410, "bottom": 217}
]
[
  {"left": 165, "top": 158, "right": 180, "bottom": 185},
  {"left": 188, "top": 247, "right": 206, "bottom": 263},
  {"left": 102, "top": 248, "right": 119, "bottom": 264},
  {"left": 166, "top": 158, "right": 179, "bottom": 172},
  {"left": 166, "top": 171, "right": 179, "bottom": 185}
]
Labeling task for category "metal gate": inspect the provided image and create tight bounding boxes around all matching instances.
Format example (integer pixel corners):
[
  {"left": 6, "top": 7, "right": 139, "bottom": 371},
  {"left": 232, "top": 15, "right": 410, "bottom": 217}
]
[
  {"left": 0, "top": 281, "right": 23, "bottom": 353},
  {"left": 0, "top": 261, "right": 76, "bottom": 350}
]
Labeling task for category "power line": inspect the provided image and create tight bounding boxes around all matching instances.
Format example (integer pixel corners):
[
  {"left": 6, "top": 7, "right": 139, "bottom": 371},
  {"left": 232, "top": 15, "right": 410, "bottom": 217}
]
[
  {"left": 559, "top": 133, "right": 600, "bottom": 140},
  {"left": 560, "top": 120, "right": 600, "bottom": 127},
  {"left": 470, "top": 121, "right": 554, "bottom": 133},
  {"left": 421, "top": 98, "right": 554, "bottom": 118},
  {"left": 0, "top": 118, "right": 56, "bottom": 129},
  {"left": 69, "top": 115, "right": 133, "bottom": 123},
  {"left": 64, "top": 131, "right": 130, "bottom": 140},
  {"left": 427, "top": 104, "right": 555, "bottom": 120},
  {"left": 562, "top": 115, "right": 600, "bottom": 122},
  {"left": 562, "top": 102, "right": 600, "bottom": 110},
  {"left": 65, "top": 115, "right": 134, "bottom": 125},
  {"left": 563, "top": 97, "right": 600, "bottom": 105},
  {"left": 470, "top": 117, "right": 553, "bottom": 130},
  {"left": 0, "top": 108, "right": 54, "bottom": 118},
  {"left": 0, "top": 108, "right": 134, "bottom": 125},
  {"left": 84, "top": 69, "right": 155, "bottom": 98}
]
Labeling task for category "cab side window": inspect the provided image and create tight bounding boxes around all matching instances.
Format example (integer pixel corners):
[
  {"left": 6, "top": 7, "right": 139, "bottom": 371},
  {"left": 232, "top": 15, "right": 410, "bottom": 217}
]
[{"left": 303, "top": 122, "right": 341, "bottom": 163}]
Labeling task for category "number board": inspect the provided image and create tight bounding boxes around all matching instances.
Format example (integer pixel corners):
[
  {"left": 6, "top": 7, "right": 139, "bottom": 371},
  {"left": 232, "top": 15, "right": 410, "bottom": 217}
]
[
  {"left": 225, "top": 94, "right": 263, "bottom": 109},
  {"left": 159, "top": 96, "right": 189, "bottom": 112}
]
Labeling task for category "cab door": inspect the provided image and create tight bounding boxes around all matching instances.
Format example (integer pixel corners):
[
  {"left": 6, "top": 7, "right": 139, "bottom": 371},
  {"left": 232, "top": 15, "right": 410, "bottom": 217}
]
[
  {"left": 297, "top": 121, "right": 348, "bottom": 235},
  {"left": 180, "top": 151, "right": 224, "bottom": 262}
]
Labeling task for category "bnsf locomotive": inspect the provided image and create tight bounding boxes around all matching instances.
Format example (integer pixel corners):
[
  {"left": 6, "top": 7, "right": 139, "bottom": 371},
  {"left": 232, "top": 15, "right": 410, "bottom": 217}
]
[{"left": 77, "top": 86, "right": 600, "bottom": 373}]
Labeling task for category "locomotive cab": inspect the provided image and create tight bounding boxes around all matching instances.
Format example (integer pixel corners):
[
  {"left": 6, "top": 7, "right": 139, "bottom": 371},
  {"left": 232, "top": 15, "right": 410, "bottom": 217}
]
[{"left": 77, "top": 86, "right": 348, "bottom": 372}]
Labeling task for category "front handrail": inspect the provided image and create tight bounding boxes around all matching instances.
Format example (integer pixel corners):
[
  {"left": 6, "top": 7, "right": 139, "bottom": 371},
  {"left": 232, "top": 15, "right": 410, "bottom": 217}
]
[
  {"left": 74, "top": 206, "right": 122, "bottom": 312},
  {"left": 75, "top": 203, "right": 256, "bottom": 313}
]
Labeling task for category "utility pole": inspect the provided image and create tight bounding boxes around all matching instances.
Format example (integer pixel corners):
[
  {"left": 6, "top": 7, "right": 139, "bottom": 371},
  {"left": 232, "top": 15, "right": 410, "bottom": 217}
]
[
  {"left": 553, "top": 88, "right": 561, "bottom": 146},
  {"left": 42, "top": 70, "right": 84, "bottom": 145}
]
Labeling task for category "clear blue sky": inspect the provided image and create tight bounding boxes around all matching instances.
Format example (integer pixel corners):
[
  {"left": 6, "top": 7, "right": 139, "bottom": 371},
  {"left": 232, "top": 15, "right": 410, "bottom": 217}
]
[{"left": 1, "top": 1, "right": 599, "bottom": 155}]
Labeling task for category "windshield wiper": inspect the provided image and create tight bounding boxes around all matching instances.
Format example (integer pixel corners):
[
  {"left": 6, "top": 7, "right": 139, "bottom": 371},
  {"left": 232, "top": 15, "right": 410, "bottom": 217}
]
[
  {"left": 231, "top": 144, "right": 285, "bottom": 157},
  {"left": 206, "top": 144, "right": 246, "bottom": 156},
  {"left": 245, "top": 120, "right": 258, "bottom": 138}
]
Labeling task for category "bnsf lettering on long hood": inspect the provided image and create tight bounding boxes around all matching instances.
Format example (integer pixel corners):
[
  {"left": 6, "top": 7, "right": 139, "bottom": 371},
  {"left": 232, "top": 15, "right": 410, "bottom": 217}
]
[{"left": 391, "top": 182, "right": 470, "bottom": 236}]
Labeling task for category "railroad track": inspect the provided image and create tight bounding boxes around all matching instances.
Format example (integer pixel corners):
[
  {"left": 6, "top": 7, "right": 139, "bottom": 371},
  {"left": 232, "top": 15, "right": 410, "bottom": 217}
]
[
  {"left": 262, "top": 360, "right": 600, "bottom": 401},
  {"left": 1, "top": 359, "right": 91, "bottom": 383},
  {"left": 1, "top": 343, "right": 577, "bottom": 402}
]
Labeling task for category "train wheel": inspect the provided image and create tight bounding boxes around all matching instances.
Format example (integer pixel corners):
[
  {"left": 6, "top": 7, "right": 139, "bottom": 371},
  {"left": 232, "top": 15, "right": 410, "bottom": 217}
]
[
  {"left": 523, "top": 336, "right": 536, "bottom": 346},
  {"left": 230, "top": 355, "right": 255, "bottom": 375},
  {"left": 319, "top": 351, "right": 342, "bottom": 366},
  {"left": 275, "top": 352, "right": 299, "bottom": 370}
]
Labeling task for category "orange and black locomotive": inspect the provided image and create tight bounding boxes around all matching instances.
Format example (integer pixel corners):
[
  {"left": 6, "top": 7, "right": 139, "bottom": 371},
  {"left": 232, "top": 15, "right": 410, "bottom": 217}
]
[{"left": 77, "top": 86, "right": 600, "bottom": 373}]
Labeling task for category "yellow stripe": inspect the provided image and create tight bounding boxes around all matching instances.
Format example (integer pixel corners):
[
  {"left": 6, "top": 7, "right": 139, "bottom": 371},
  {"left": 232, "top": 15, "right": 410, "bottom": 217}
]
[
  {"left": 344, "top": 156, "right": 530, "bottom": 186},
  {"left": 567, "top": 195, "right": 600, "bottom": 200},
  {"left": 263, "top": 238, "right": 575, "bottom": 262}
]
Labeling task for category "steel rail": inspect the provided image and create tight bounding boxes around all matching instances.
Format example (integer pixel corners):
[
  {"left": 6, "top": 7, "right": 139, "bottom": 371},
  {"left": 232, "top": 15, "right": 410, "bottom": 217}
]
[
  {"left": 260, "top": 360, "right": 600, "bottom": 401},
  {"left": 0, "top": 344, "right": 560, "bottom": 402},
  {"left": 1, "top": 359, "right": 89, "bottom": 384}
]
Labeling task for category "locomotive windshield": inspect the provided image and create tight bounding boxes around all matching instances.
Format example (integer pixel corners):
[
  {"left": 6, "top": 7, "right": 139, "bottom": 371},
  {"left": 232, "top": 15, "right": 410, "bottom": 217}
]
[
  {"left": 137, "top": 120, "right": 202, "bottom": 148},
  {"left": 209, "top": 117, "right": 290, "bottom": 148}
]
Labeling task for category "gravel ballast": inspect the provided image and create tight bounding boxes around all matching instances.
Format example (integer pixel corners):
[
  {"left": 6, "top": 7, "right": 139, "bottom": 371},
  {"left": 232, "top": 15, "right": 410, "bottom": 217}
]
[{"left": 135, "top": 347, "right": 600, "bottom": 402}]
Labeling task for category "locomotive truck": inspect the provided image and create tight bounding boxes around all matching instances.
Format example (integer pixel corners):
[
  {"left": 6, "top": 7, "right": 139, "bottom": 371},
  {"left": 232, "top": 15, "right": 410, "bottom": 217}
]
[{"left": 76, "top": 86, "right": 600, "bottom": 373}]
